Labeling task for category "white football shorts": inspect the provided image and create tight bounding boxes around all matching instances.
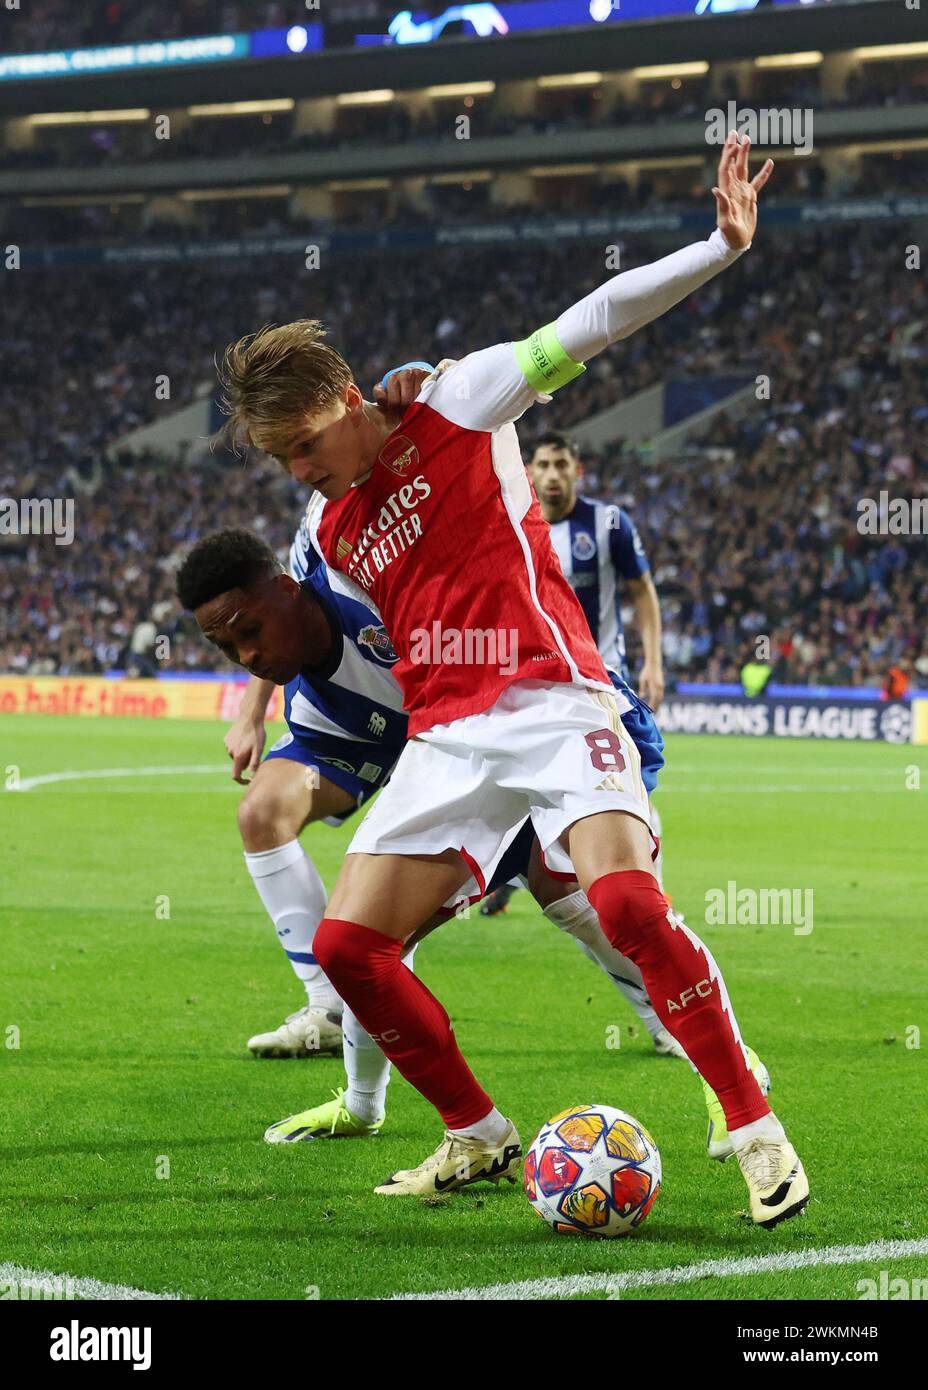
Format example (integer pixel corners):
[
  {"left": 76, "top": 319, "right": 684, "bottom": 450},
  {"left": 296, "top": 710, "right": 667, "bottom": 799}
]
[{"left": 347, "top": 680, "right": 653, "bottom": 900}]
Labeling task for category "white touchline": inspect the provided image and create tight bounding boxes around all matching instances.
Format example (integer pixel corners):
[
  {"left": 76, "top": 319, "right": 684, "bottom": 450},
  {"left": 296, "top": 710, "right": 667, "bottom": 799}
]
[
  {"left": 7, "top": 1238, "right": 927, "bottom": 1302},
  {"left": 660, "top": 784, "right": 886, "bottom": 794},
  {"left": 664, "top": 766, "right": 903, "bottom": 776},
  {"left": 389, "top": 1237, "right": 928, "bottom": 1301},
  {"left": 0, "top": 1262, "right": 184, "bottom": 1301},
  {"left": 8, "top": 765, "right": 227, "bottom": 793}
]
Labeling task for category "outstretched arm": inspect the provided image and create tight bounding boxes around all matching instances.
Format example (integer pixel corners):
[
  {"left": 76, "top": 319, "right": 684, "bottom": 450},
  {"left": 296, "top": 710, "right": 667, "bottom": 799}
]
[
  {"left": 421, "top": 132, "right": 773, "bottom": 432},
  {"left": 555, "top": 132, "right": 771, "bottom": 364}
]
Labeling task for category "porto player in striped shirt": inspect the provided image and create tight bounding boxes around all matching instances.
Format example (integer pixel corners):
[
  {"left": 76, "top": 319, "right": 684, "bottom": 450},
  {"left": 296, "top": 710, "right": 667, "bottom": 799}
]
[{"left": 219, "top": 134, "right": 808, "bottom": 1227}]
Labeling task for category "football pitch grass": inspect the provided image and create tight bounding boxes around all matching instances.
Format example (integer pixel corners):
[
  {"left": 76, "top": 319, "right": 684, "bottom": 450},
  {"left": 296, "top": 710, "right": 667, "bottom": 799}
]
[{"left": 2, "top": 715, "right": 926, "bottom": 1302}]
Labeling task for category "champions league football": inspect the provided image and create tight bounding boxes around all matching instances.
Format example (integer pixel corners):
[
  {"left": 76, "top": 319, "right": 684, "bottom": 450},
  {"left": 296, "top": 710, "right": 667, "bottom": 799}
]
[{"left": 525, "top": 1105, "right": 662, "bottom": 1237}]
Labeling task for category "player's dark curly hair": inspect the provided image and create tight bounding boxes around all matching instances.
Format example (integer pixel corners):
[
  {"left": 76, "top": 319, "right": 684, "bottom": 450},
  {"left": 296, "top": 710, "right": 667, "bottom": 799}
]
[
  {"left": 176, "top": 528, "right": 282, "bottom": 611},
  {"left": 532, "top": 430, "right": 580, "bottom": 458}
]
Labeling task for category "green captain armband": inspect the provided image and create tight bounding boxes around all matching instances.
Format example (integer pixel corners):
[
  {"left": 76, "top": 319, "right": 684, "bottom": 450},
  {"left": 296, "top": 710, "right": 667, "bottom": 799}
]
[{"left": 514, "top": 322, "right": 586, "bottom": 395}]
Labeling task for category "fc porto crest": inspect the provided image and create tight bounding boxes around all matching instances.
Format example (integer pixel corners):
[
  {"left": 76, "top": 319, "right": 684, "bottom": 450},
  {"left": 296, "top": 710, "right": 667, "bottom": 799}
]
[
  {"left": 379, "top": 434, "right": 419, "bottom": 477},
  {"left": 358, "top": 624, "right": 398, "bottom": 665},
  {"left": 572, "top": 530, "right": 596, "bottom": 562}
]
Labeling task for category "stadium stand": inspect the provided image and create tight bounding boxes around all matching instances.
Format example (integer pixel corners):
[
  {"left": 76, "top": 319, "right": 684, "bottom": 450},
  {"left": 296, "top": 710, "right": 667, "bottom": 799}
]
[
  {"left": 6, "top": 66, "right": 926, "bottom": 172},
  {"left": 2, "top": 220, "right": 925, "bottom": 687},
  {"left": 2, "top": 1, "right": 925, "bottom": 693}
]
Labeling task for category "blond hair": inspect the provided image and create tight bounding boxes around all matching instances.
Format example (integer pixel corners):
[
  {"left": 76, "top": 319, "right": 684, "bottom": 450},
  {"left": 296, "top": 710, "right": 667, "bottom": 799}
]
[{"left": 218, "top": 319, "right": 352, "bottom": 457}]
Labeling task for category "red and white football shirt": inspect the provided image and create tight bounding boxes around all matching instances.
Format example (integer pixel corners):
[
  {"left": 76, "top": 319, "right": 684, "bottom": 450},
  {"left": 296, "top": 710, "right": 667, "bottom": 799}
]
[
  {"left": 308, "top": 229, "right": 745, "bottom": 735},
  {"left": 310, "top": 345, "right": 610, "bottom": 736}
]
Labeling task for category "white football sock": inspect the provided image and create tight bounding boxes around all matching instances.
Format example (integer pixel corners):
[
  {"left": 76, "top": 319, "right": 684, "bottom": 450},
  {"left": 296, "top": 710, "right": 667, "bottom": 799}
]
[
  {"left": 244, "top": 840, "right": 341, "bottom": 1015},
  {"left": 343, "top": 945, "right": 418, "bottom": 1125},
  {"left": 544, "top": 889, "right": 668, "bottom": 1043},
  {"left": 729, "top": 1112, "right": 787, "bottom": 1152},
  {"left": 450, "top": 1106, "right": 510, "bottom": 1146}
]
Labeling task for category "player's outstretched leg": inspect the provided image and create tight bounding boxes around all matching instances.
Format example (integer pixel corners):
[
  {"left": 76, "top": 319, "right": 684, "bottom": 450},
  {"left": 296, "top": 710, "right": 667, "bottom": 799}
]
[
  {"left": 238, "top": 762, "right": 344, "bottom": 1058},
  {"left": 542, "top": 889, "right": 779, "bottom": 1161},
  {"left": 243, "top": 840, "right": 343, "bottom": 1057},
  {"left": 314, "top": 894, "right": 521, "bottom": 1196},
  {"left": 572, "top": 815, "right": 808, "bottom": 1228},
  {"left": 263, "top": 943, "right": 421, "bottom": 1143}
]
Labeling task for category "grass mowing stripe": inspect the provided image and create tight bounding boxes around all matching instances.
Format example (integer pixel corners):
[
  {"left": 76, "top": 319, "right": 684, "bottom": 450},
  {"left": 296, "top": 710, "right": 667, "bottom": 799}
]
[
  {"left": 390, "top": 1238, "right": 928, "bottom": 1301},
  {"left": 10, "top": 765, "right": 226, "bottom": 792},
  {"left": 663, "top": 785, "right": 902, "bottom": 795},
  {"left": 0, "top": 1263, "right": 184, "bottom": 1301}
]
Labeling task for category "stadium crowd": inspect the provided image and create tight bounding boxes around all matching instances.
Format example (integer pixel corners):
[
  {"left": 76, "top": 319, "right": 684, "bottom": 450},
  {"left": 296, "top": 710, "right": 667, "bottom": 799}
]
[{"left": 2, "top": 221, "right": 925, "bottom": 689}]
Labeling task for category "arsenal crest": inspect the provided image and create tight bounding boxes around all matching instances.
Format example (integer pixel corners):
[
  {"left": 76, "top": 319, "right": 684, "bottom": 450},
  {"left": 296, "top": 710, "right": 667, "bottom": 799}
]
[{"left": 379, "top": 434, "right": 420, "bottom": 477}]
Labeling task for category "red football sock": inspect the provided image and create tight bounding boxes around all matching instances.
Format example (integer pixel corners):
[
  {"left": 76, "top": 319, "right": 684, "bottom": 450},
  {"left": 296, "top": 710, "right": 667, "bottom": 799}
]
[
  {"left": 587, "top": 870, "right": 768, "bottom": 1130},
  {"left": 314, "top": 917, "right": 494, "bottom": 1130}
]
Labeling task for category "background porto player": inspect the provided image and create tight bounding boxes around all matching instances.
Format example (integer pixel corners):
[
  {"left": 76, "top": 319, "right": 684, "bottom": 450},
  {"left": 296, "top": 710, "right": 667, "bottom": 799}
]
[{"left": 529, "top": 431, "right": 664, "bottom": 713}]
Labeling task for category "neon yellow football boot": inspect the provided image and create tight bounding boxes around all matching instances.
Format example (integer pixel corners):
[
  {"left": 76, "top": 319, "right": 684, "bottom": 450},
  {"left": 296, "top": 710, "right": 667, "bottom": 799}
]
[{"left": 264, "top": 1087, "right": 382, "bottom": 1144}]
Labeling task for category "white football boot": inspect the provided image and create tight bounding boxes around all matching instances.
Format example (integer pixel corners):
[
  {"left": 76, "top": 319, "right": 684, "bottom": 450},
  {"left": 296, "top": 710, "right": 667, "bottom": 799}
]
[
  {"left": 374, "top": 1120, "right": 522, "bottom": 1196},
  {"left": 247, "top": 1004, "right": 343, "bottom": 1058},
  {"left": 737, "top": 1136, "right": 810, "bottom": 1229}
]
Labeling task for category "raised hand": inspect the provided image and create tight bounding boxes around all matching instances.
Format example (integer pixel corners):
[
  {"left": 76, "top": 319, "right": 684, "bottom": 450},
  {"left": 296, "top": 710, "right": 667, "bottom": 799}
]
[{"left": 712, "top": 131, "right": 774, "bottom": 251}]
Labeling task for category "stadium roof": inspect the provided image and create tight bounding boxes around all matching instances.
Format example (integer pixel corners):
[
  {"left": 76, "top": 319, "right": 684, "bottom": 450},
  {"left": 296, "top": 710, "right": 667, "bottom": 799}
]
[{"left": 0, "top": 1, "right": 911, "bottom": 115}]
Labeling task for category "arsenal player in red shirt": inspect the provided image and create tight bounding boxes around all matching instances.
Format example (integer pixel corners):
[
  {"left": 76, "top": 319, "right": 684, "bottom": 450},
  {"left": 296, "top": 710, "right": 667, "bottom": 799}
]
[{"left": 218, "top": 135, "right": 808, "bottom": 1228}]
